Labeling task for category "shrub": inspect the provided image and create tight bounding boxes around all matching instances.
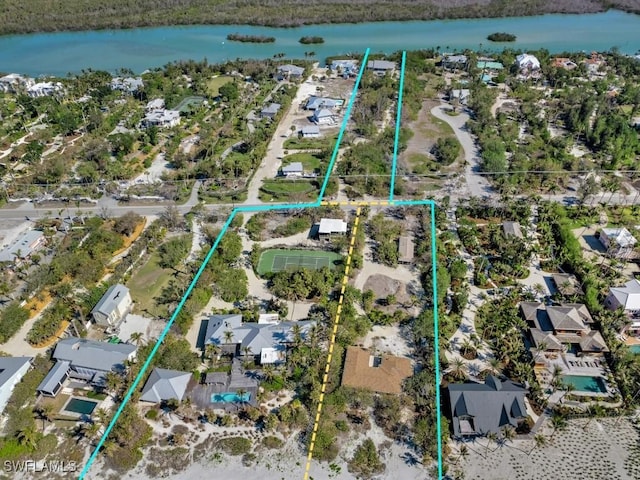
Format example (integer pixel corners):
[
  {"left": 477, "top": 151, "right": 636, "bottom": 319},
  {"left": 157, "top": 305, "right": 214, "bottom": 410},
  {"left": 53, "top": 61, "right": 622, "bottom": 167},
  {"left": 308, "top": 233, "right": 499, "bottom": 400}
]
[
  {"left": 215, "top": 437, "right": 252, "bottom": 456},
  {"left": 145, "top": 409, "right": 159, "bottom": 420},
  {"left": 261, "top": 436, "right": 283, "bottom": 449},
  {"left": 0, "top": 303, "right": 29, "bottom": 344}
]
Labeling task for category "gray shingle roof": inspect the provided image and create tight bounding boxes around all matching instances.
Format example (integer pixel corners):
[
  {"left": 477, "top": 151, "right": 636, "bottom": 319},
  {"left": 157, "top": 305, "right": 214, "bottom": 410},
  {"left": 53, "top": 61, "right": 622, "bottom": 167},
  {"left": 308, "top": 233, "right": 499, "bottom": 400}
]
[
  {"left": 140, "top": 368, "right": 191, "bottom": 403},
  {"left": 447, "top": 376, "right": 528, "bottom": 437},
  {"left": 277, "top": 64, "right": 305, "bottom": 75},
  {"left": 502, "top": 221, "right": 523, "bottom": 239},
  {"left": 53, "top": 337, "right": 136, "bottom": 372},
  {"left": 91, "top": 284, "right": 129, "bottom": 318},
  {"left": 0, "top": 357, "right": 32, "bottom": 389},
  {"left": 282, "top": 162, "right": 303, "bottom": 173},
  {"left": 36, "top": 360, "right": 69, "bottom": 395},
  {"left": 367, "top": 60, "right": 396, "bottom": 70}
]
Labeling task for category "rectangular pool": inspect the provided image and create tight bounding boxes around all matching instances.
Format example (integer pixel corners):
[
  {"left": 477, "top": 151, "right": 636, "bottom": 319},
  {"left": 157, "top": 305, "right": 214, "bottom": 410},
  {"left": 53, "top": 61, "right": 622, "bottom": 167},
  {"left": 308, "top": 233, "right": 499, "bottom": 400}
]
[
  {"left": 211, "top": 392, "right": 251, "bottom": 403},
  {"left": 561, "top": 375, "right": 607, "bottom": 394},
  {"left": 61, "top": 397, "right": 99, "bottom": 416},
  {"left": 629, "top": 344, "right": 640, "bottom": 354}
]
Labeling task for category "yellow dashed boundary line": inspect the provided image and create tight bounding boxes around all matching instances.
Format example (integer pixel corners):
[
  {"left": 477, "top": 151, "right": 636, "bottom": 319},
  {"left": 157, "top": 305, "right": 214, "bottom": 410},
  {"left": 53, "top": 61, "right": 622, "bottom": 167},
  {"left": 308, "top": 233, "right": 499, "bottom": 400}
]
[
  {"left": 321, "top": 200, "right": 390, "bottom": 207},
  {"left": 303, "top": 206, "right": 362, "bottom": 480}
]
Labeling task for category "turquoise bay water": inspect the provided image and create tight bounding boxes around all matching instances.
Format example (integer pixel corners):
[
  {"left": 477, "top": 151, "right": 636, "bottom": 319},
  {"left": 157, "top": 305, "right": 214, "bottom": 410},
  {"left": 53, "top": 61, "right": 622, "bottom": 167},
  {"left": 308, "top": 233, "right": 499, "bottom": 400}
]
[
  {"left": 0, "top": 10, "right": 639, "bottom": 76},
  {"left": 561, "top": 375, "right": 608, "bottom": 394}
]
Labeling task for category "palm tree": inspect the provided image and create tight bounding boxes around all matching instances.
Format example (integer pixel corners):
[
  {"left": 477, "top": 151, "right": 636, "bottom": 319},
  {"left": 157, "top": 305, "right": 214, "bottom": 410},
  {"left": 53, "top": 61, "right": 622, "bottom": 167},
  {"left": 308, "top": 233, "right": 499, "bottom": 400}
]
[
  {"left": 242, "top": 345, "right": 253, "bottom": 364},
  {"left": 451, "top": 358, "right": 467, "bottom": 381},
  {"left": 582, "top": 404, "right": 604, "bottom": 430},
  {"left": 559, "top": 382, "right": 576, "bottom": 403},
  {"left": 485, "top": 431, "right": 497, "bottom": 457},
  {"left": 95, "top": 408, "right": 110, "bottom": 426},
  {"left": 101, "top": 439, "right": 118, "bottom": 457},
  {"left": 529, "top": 433, "right": 547, "bottom": 455},
  {"left": 223, "top": 330, "right": 234, "bottom": 345},
  {"left": 35, "top": 404, "right": 55, "bottom": 432},
  {"left": 104, "top": 371, "right": 122, "bottom": 400},
  {"left": 262, "top": 364, "right": 276, "bottom": 383},
  {"left": 17, "top": 426, "right": 38, "bottom": 449},
  {"left": 129, "top": 332, "right": 144, "bottom": 347},
  {"left": 487, "top": 357, "right": 502, "bottom": 375},
  {"left": 205, "top": 343, "right": 220, "bottom": 365},
  {"left": 455, "top": 444, "right": 469, "bottom": 465},
  {"left": 550, "top": 412, "right": 567, "bottom": 437},
  {"left": 500, "top": 426, "right": 516, "bottom": 446}
]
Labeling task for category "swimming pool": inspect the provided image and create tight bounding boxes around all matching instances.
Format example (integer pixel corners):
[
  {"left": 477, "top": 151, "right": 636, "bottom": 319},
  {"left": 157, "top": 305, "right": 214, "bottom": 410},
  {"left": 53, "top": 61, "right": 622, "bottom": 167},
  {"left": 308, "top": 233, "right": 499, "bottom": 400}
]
[
  {"left": 561, "top": 375, "right": 607, "bottom": 394},
  {"left": 629, "top": 344, "right": 640, "bottom": 354},
  {"left": 61, "top": 397, "right": 100, "bottom": 416},
  {"left": 211, "top": 392, "right": 251, "bottom": 403}
]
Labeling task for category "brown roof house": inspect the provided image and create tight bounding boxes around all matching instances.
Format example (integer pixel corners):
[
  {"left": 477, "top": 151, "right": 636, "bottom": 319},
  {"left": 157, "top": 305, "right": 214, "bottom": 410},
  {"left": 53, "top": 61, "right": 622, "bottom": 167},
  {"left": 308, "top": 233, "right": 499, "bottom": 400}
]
[{"left": 341, "top": 347, "right": 412, "bottom": 394}]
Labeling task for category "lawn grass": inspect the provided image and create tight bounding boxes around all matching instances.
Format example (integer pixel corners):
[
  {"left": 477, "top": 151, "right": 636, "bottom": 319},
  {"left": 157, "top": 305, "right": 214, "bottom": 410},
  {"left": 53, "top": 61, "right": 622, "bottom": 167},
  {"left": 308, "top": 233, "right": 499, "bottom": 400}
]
[
  {"left": 127, "top": 250, "right": 174, "bottom": 316},
  {"left": 207, "top": 76, "right": 234, "bottom": 97},
  {"left": 282, "top": 152, "right": 323, "bottom": 173},
  {"left": 259, "top": 179, "right": 317, "bottom": 202},
  {"left": 283, "top": 136, "right": 333, "bottom": 150},
  {"left": 408, "top": 152, "right": 431, "bottom": 174}
]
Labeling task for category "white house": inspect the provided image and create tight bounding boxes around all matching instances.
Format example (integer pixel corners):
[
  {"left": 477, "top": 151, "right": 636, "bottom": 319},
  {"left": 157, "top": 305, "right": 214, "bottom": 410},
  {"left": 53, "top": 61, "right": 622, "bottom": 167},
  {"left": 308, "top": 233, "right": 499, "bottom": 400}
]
[
  {"left": 281, "top": 162, "right": 304, "bottom": 177},
  {"left": 317, "top": 218, "right": 347, "bottom": 240},
  {"left": 0, "top": 74, "right": 33, "bottom": 93},
  {"left": 515, "top": 54, "right": 541, "bottom": 72},
  {"left": 0, "top": 230, "right": 46, "bottom": 265},
  {"left": 0, "top": 357, "right": 32, "bottom": 414},
  {"left": 330, "top": 59, "right": 358, "bottom": 75},
  {"left": 606, "top": 279, "right": 640, "bottom": 314},
  {"left": 27, "top": 82, "right": 63, "bottom": 98},
  {"left": 144, "top": 109, "right": 180, "bottom": 128},
  {"left": 91, "top": 284, "right": 133, "bottom": 327},
  {"left": 599, "top": 227, "right": 637, "bottom": 258},
  {"left": 146, "top": 98, "right": 165, "bottom": 111},
  {"left": 111, "top": 77, "right": 144, "bottom": 93},
  {"left": 450, "top": 88, "right": 470, "bottom": 106},
  {"left": 305, "top": 96, "right": 340, "bottom": 111},
  {"left": 300, "top": 125, "right": 320, "bottom": 138},
  {"left": 312, "top": 108, "right": 336, "bottom": 125}
]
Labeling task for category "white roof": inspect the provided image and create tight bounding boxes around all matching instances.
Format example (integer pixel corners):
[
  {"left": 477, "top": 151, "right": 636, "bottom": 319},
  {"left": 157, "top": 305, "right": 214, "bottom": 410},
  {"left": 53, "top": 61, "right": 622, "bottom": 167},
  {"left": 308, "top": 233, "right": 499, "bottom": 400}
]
[
  {"left": 146, "top": 98, "right": 165, "bottom": 110},
  {"left": 301, "top": 125, "right": 320, "bottom": 135},
  {"left": 602, "top": 227, "right": 637, "bottom": 248},
  {"left": 260, "top": 347, "right": 284, "bottom": 364},
  {"left": 318, "top": 218, "right": 347, "bottom": 234},
  {"left": 258, "top": 314, "right": 280, "bottom": 324},
  {"left": 610, "top": 279, "right": 640, "bottom": 311},
  {"left": 516, "top": 54, "right": 541, "bottom": 70},
  {"left": 0, "top": 230, "right": 44, "bottom": 263}
]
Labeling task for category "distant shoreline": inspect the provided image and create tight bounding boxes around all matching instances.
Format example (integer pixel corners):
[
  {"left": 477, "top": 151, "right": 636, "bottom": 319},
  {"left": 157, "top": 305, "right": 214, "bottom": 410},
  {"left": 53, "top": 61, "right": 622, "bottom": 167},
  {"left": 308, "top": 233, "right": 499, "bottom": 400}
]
[{"left": 0, "top": 3, "right": 638, "bottom": 36}]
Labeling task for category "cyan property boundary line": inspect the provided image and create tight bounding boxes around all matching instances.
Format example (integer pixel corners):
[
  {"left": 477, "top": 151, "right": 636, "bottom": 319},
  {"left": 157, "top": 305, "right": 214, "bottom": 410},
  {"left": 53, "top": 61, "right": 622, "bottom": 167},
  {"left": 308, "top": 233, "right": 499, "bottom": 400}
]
[
  {"left": 80, "top": 48, "right": 444, "bottom": 480},
  {"left": 79, "top": 48, "right": 370, "bottom": 479},
  {"left": 389, "top": 50, "right": 407, "bottom": 203}
]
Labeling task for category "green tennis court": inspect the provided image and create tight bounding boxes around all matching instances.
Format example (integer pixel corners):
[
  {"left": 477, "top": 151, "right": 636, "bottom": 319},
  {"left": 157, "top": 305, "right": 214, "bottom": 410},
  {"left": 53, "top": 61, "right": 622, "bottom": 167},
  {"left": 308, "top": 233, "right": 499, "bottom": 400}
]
[{"left": 258, "top": 249, "right": 342, "bottom": 275}]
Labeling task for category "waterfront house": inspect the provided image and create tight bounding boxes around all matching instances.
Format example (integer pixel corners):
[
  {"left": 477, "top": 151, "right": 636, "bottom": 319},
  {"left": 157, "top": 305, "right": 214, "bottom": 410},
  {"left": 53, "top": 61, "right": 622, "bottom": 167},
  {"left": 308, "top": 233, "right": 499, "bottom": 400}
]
[
  {"left": 27, "top": 82, "right": 63, "bottom": 98},
  {"left": 0, "top": 357, "right": 32, "bottom": 414},
  {"left": 281, "top": 162, "right": 304, "bottom": 178},
  {"left": 277, "top": 64, "right": 305, "bottom": 79},
  {"left": 330, "top": 59, "right": 358, "bottom": 76},
  {"left": 0, "top": 230, "right": 45, "bottom": 266},
  {"left": 111, "top": 77, "right": 143, "bottom": 94},
  {"left": 367, "top": 60, "right": 396, "bottom": 76},
  {"left": 552, "top": 57, "right": 578, "bottom": 70},
  {"left": 446, "top": 376, "right": 528, "bottom": 438},
  {"left": 139, "top": 368, "right": 192, "bottom": 403},
  {"left": 340, "top": 347, "right": 412, "bottom": 395},
  {"left": 515, "top": 54, "right": 541, "bottom": 72},
  {"left": 300, "top": 125, "right": 321, "bottom": 138},
  {"left": 442, "top": 54, "right": 468, "bottom": 71},
  {"left": 317, "top": 218, "right": 347, "bottom": 240},
  {"left": 260, "top": 103, "right": 281, "bottom": 120},
  {"left": 0, "top": 74, "right": 34, "bottom": 93},
  {"left": 599, "top": 227, "right": 637, "bottom": 259},
  {"left": 203, "top": 314, "right": 315, "bottom": 365},
  {"left": 37, "top": 338, "right": 136, "bottom": 397},
  {"left": 91, "top": 284, "right": 133, "bottom": 328}
]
